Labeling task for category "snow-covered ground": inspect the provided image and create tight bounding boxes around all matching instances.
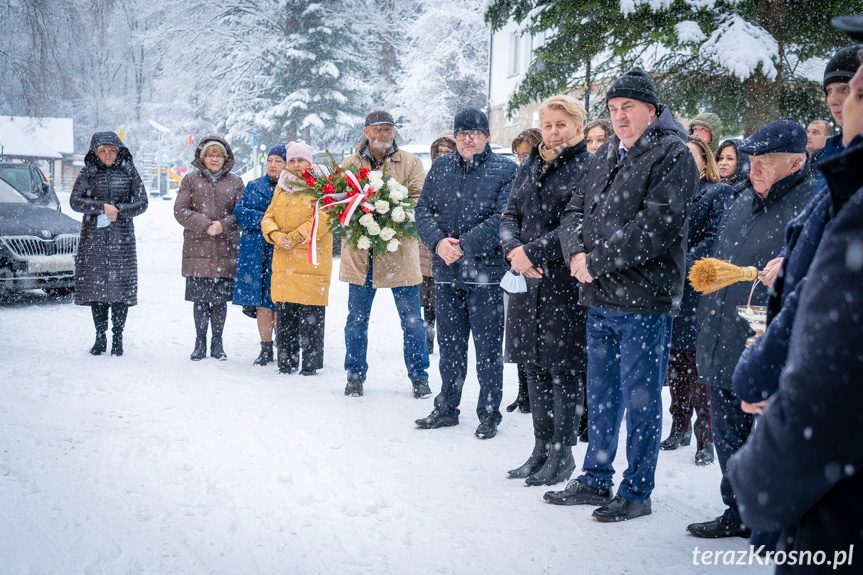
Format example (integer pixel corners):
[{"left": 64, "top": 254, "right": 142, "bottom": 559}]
[{"left": 0, "top": 193, "right": 771, "bottom": 574}]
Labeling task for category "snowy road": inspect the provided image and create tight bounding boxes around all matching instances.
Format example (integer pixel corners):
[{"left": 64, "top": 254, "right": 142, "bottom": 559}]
[{"left": 0, "top": 194, "right": 770, "bottom": 574}]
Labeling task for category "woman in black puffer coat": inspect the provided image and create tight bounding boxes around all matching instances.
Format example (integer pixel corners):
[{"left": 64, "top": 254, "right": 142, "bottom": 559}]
[
  {"left": 70, "top": 131, "right": 148, "bottom": 356},
  {"left": 499, "top": 95, "right": 592, "bottom": 487}
]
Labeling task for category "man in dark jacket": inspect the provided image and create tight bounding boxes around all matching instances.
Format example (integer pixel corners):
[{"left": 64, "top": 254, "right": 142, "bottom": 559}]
[
  {"left": 688, "top": 120, "right": 814, "bottom": 539},
  {"left": 727, "top": 22, "right": 863, "bottom": 573},
  {"left": 414, "top": 108, "right": 517, "bottom": 440},
  {"left": 545, "top": 68, "right": 699, "bottom": 522}
]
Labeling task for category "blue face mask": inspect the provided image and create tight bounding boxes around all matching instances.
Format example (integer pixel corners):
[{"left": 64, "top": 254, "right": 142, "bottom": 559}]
[{"left": 96, "top": 214, "right": 111, "bottom": 228}]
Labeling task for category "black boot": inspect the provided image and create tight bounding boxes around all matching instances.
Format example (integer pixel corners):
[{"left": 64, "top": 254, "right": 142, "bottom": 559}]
[
  {"left": 660, "top": 428, "right": 692, "bottom": 450},
  {"left": 111, "top": 333, "right": 123, "bottom": 356},
  {"left": 507, "top": 440, "right": 550, "bottom": 479},
  {"left": 506, "top": 365, "right": 531, "bottom": 413},
  {"left": 254, "top": 342, "right": 274, "bottom": 366},
  {"left": 190, "top": 337, "right": 207, "bottom": 361},
  {"left": 110, "top": 304, "right": 127, "bottom": 356},
  {"left": 695, "top": 441, "right": 715, "bottom": 466},
  {"left": 210, "top": 337, "right": 227, "bottom": 361},
  {"left": 525, "top": 445, "right": 575, "bottom": 486},
  {"left": 90, "top": 332, "right": 107, "bottom": 355}
]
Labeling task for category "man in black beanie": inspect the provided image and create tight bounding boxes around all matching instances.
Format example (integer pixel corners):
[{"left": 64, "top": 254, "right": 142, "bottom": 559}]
[
  {"left": 811, "top": 44, "right": 862, "bottom": 170},
  {"left": 548, "top": 68, "right": 699, "bottom": 521},
  {"left": 414, "top": 107, "right": 518, "bottom": 439}
]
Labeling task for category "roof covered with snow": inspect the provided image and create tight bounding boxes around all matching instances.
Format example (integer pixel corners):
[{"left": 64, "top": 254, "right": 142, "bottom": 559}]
[{"left": 0, "top": 116, "right": 75, "bottom": 160}]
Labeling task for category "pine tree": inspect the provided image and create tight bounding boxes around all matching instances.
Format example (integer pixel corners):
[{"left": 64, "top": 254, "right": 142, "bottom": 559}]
[{"left": 486, "top": 0, "right": 863, "bottom": 135}]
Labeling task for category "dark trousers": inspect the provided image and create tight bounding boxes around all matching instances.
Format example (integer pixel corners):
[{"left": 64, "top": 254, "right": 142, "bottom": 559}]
[
  {"left": 277, "top": 302, "right": 325, "bottom": 372},
  {"left": 91, "top": 303, "right": 128, "bottom": 335},
  {"left": 710, "top": 385, "right": 754, "bottom": 525},
  {"left": 433, "top": 282, "right": 504, "bottom": 423},
  {"left": 578, "top": 307, "right": 673, "bottom": 503},
  {"left": 667, "top": 347, "right": 712, "bottom": 444},
  {"left": 525, "top": 364, "right": 584, "bottom": 448}
]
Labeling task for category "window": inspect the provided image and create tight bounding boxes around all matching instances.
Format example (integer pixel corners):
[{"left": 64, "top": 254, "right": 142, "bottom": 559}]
[{"left": 509, "top": 32, "right": 520, "bottom": 77}]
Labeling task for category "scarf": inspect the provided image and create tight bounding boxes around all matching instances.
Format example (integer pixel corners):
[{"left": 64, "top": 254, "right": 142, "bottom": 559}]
[
  {"left": 206, "top": 169, "right": 223, "bottom": 184},
  {"left": 537, "top": 133, "right": 584, "bottom": 173}
]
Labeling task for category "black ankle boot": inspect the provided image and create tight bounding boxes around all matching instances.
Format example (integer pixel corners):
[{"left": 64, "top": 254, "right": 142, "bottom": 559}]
[
  {"left": 695, "top": 441, "right": 715, "bottom": 466},
  {"left": 660, "top": 428, "right": 692, "bottom": 450},
  {"left": 506, "top": 369, "right": 531, "bottom": 413},
  {"left": 190, "top": 337, "right": 207, "bottom": 361},
  {"left": 210, "top": 337, "right": 227, "bottom": 361},
  {"left": 525, "top": 446, "right": 576, "bottom": 486},
  {"left": 507, "top": 440, "right": 550, "bottom": 479},
  {"left": 111, "top": 333, "right": 123, "bottom": 356},
  {"left": 90, "top": 332, "right": 107, "bottom": 355},
  {"left": 254, "top": 342, "right": 274, "bottom": 366}
]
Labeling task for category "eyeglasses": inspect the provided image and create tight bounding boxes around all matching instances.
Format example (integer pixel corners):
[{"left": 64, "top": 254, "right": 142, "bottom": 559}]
[
  {"left": 454, "top": 130, "right": 484, "bottom": 141},
  {"left": 204, "top": 154, "right": 225, "bottom": 160},
  {"left": 516, "top": 153, "right": 530, "bottom": 163}
]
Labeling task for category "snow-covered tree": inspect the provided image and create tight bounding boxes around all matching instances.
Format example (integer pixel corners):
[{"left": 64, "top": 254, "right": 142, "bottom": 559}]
[
  {"left": 393, "top": 0, "right": 489, "bottom": 143},
  {"left": 486, "top": 0, "right": 863, "bottom": 134}
]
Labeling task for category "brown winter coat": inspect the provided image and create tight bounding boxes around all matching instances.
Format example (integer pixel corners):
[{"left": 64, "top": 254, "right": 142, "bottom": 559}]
[
  {"left": 174, "top": 135, "right": 244, "bottom": 278},
  {"left": 339, "top": 141, "right": 425, "bottom": 288},
  {"left": 261, "top": 174, "right": 333, "bottom": 306}
]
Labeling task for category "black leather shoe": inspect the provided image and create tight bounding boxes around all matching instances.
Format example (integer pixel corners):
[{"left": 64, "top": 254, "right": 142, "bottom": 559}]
[
  {"left": 660, "top": 429, "right": 692, "bottom": 450},
  {"left": 687, "top": 516, "right": 751, "bottom": 538},
  {"left": 415, "top": 408, "right": 458, "bottom": 429},
  {"left": 695, "top": 442, "right": 715, "bottom": 466},
  {"left": 525, "top": 447, "right": 575, "bottom": 486},
  {"left": 475, "top": 416, "right": 498, "bottom": 439},
  {"left": 345, "top": 378, "right": 364, "bottom": 397},
  {"left": 543, "top": 479, "right": 613, "bottom": 506},
  {"left": 90, "top": 332, "right": 107, "bottom": 355},
  {"left": 412, "top": 379, "right": 432, "bottom": 399},
  {"left": 507, "top": 440, "right": 550, "bottom": 479},
  {"left": 190, "top": 337, "right": 207, "bottom": 361},
  {"left": 210, "top": 337, "right": 227, "bottom": 361},
  {"left": 592, "top": 494, "right": 652, "bottom": 522}
]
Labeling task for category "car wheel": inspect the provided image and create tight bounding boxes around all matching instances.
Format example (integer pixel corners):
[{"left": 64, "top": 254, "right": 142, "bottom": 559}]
[{"left": 44, "top": 287, "right": 74, "bottom": 297}]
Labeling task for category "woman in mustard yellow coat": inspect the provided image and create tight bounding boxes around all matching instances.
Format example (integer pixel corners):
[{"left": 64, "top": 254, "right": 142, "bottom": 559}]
[{"left": 261, "top": 141, "right": 333, "bottom": 375}]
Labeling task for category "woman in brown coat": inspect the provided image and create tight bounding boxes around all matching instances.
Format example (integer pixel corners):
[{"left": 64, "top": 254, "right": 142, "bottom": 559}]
[
  {"left": 174, "top": 135, "right": 244, "bottom": 361},
  {"left": 261, "top": 141, "right": 333, "bottom": 375}
]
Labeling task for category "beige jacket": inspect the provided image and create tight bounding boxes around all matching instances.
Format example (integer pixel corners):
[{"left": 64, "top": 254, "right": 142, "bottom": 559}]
[{"left": 338, "top": 141, "right": 425, "bottom": 288}]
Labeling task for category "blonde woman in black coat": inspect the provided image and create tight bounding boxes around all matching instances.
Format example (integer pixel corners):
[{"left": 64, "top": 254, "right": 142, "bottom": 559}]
[
  {"left": 500, "top": 95, "right": 592, "bottom": 486},
  {"left": 70, "top": 131, "right": 148, "bottom": 356}
]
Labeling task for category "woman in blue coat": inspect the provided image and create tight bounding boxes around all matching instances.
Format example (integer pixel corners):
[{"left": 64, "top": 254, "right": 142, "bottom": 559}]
[
  {"left": 660, "top": 136, "right": 733, "bottom": 465},
  {"left": 233, "top": 145, "right": 286, "bottom": 365}
]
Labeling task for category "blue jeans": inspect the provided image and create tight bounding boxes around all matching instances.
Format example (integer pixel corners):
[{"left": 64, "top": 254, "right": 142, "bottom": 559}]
[
  {"left": 343, "top": 257, "right": 429, "bottom": 383},
  {"left": 578, "top": 307, "right": 673, "bottom": 503},
  {"left": 433, "top": 282, "right": 504, "bottom": 423}
]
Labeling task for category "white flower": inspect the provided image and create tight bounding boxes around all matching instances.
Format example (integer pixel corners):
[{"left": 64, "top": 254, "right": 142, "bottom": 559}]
[
  {"left": 407, "top": 209, "right": 415, "bottom": 222},
  {"left": 375, "top": 200, "right": 390, "bottom": 214},
  {"left": 368, "top": 171, "right": 384, "bottom": 192},
  {"left": 387, "top": 238, "right": 400, "bottom": 252},
  {"left": 356, "top": 236, "right": 371, "bottom": 250},
  {"left": 388, "top": 184, "right": 407, "bottom": 202},
  {"left": 366, "top": 221, "right": 381, "bottom": 236},
  {"left": 379, "top": 227, "right": 396, "bottom": 241},
  {"left": 391, "top": 206, "right": 406, "bottom": 222},
  {"left": 359, "top": 213, "right": 375, "bottom": 227}
]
